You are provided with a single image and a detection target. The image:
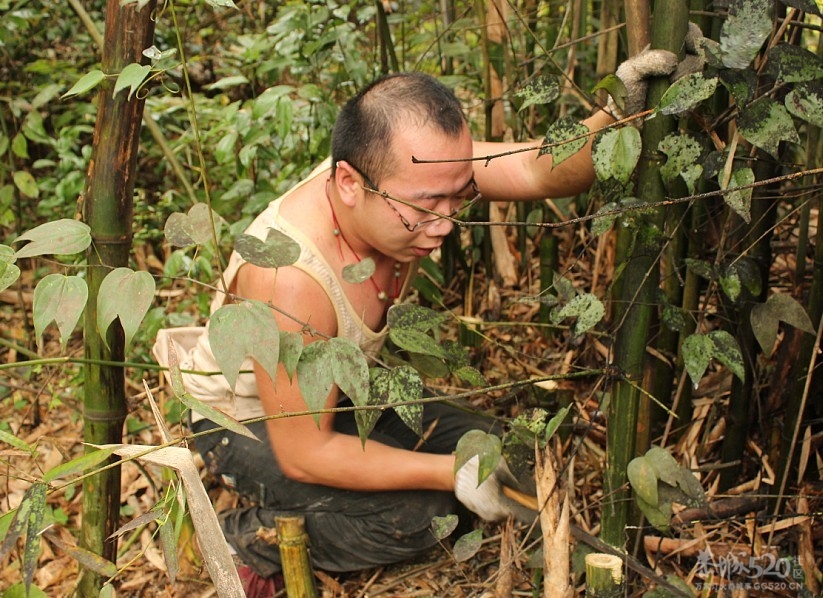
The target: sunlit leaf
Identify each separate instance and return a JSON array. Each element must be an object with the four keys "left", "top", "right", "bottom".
[
  {"left": 97, "top": 268, "right": 155, "bottom": 350},
  {"left": 33, "top": 274, "right": 88, "bottom": 352},
  {"left": 539, "top": 117, "right": 589, "bottom": 167},
  {"left": 210, "top": 300, "right": 280, "bottom": 390},
  {"left": 657, "top": 73, "right": 718, "bottom": 116},
  {"left": 515, "top": 75, "right": 559, "bottom": 112},
  {"left": 63, "top": 70, "right": 106, "bottom": 99},
  {"left": 719, "top": 0, "right": 773, "bottom": 69},
  {"left": 13, "top": 219, "right": 91, "bottom": 259},
  {"left": 43, "top": 447, "right": 116, "bottom": 483},
  {"left": 592, "top": 127, "right": 641, "bottom": 185},
  {"left": 785, "top": 82, "right": 823, "bottom": 128},
  {"left": 738, "top": 97, "right": 800, "bottom": 159},
  {"left": 593, "top": 73, "right": 628, "bottom": 115},
  {"left": 0, "top": 428, "right": 36, "bottom": 454},
  {"left": 452, "top": 529, "right": 483, "bottom": 562},
  {"left": 234, "top": 228, "right": 300, "bottom": 269},
  {"left": 205, "top": 75, "right": 248, "bottom": 91}
]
